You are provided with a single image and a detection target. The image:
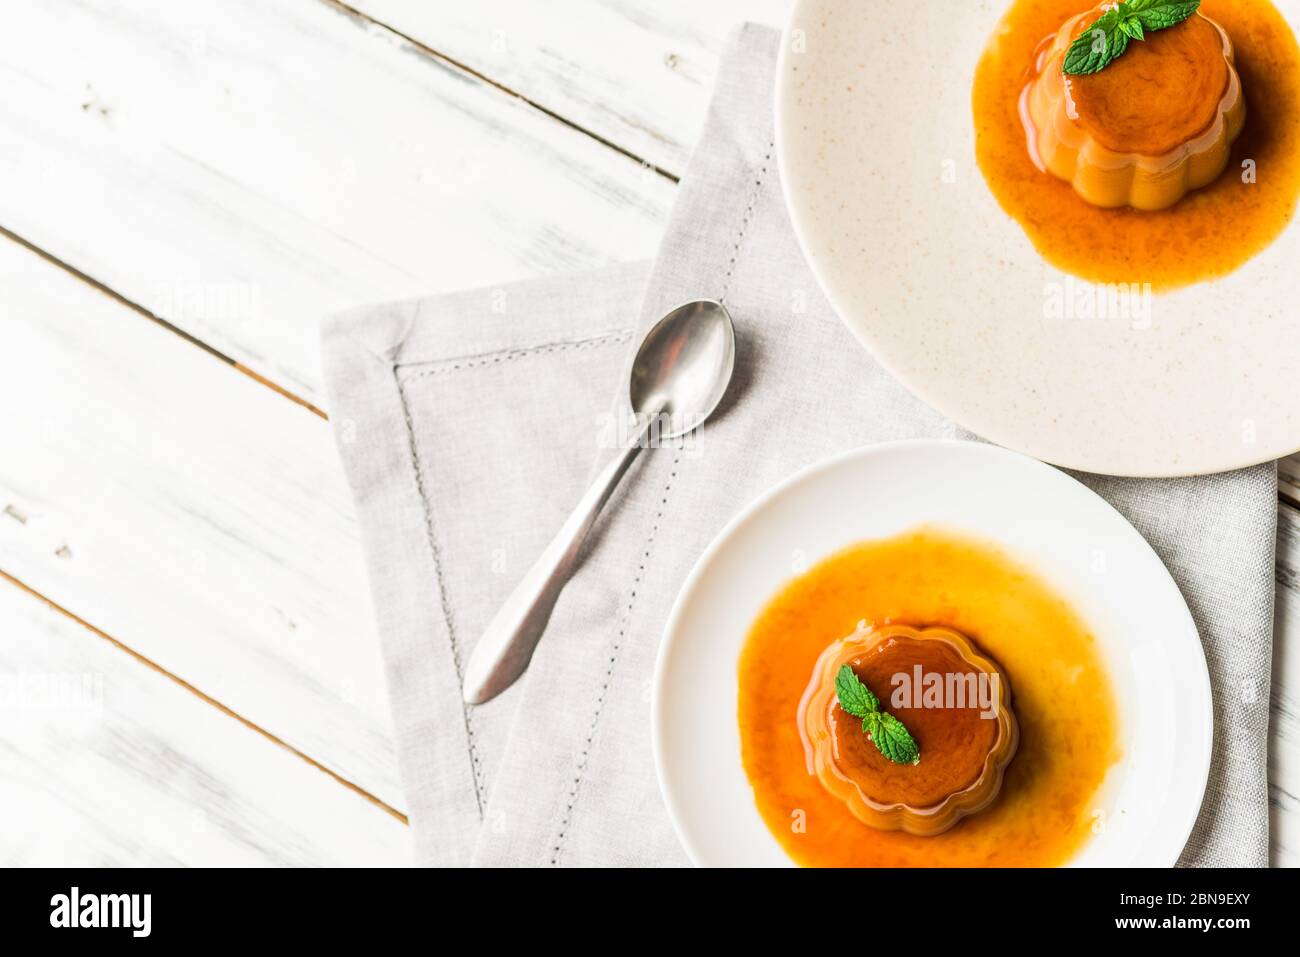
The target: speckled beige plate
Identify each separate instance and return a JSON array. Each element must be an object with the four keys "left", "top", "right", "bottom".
[{"left": 776, "top": 0, "right": 1300, "bottom": 477}]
